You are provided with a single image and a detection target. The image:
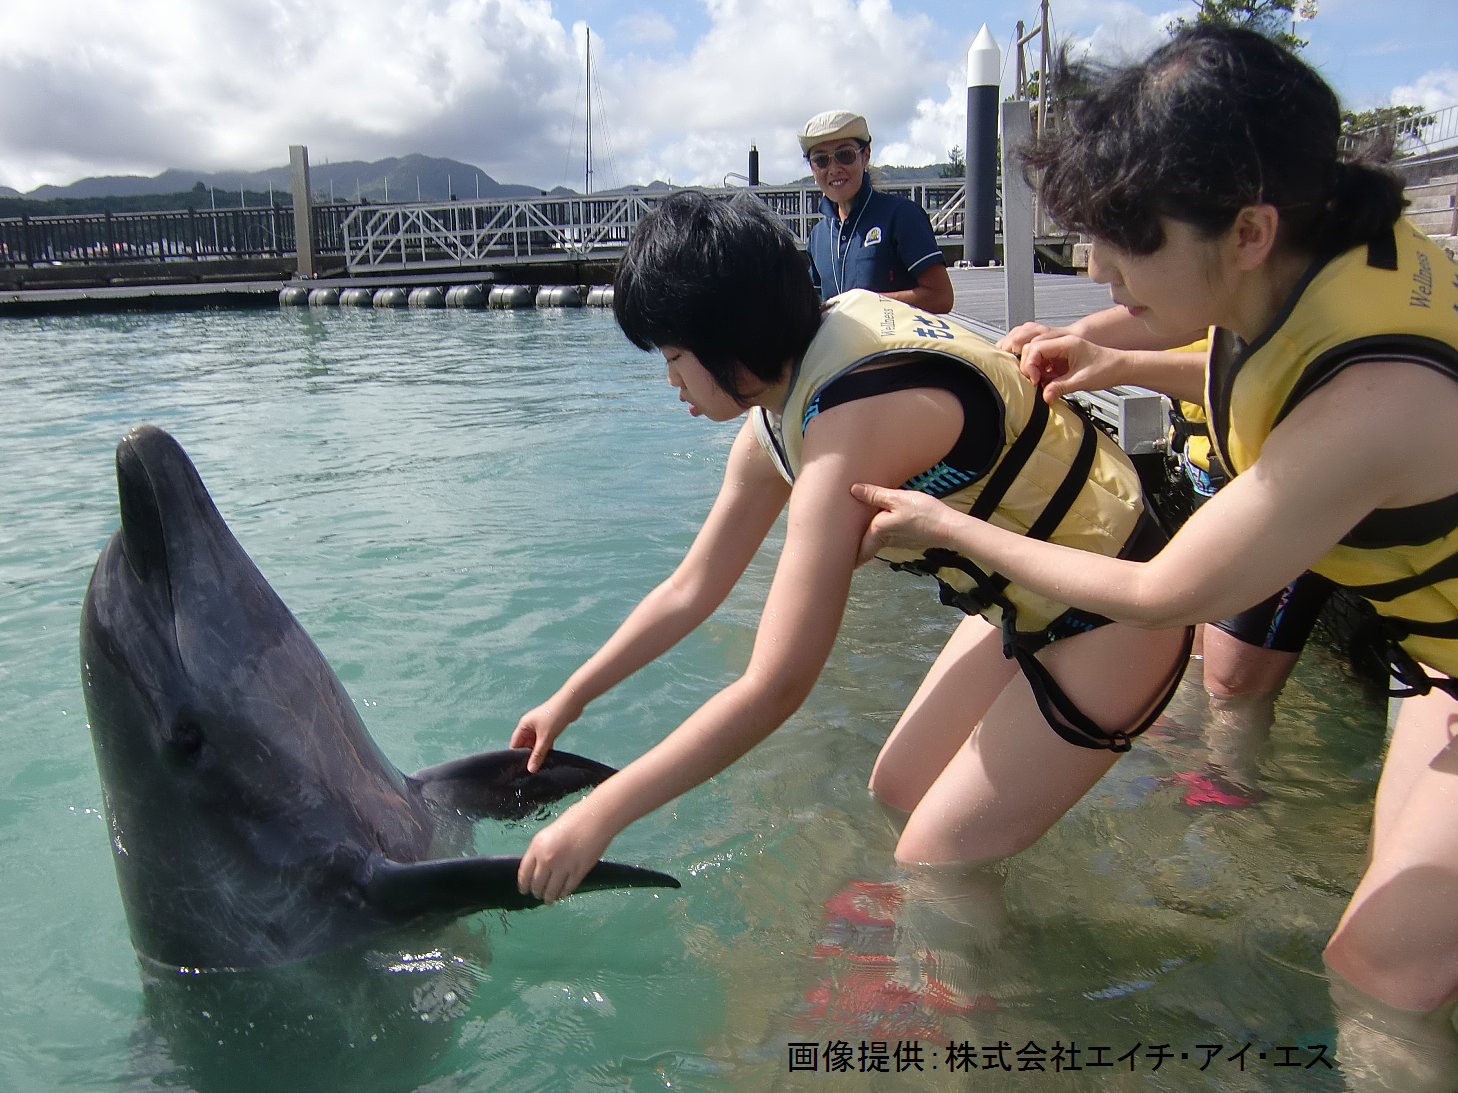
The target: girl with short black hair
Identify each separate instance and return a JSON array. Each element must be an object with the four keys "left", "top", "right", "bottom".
[{"left": 511, "top": 189, "right": 1188, "bottom": 938}]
